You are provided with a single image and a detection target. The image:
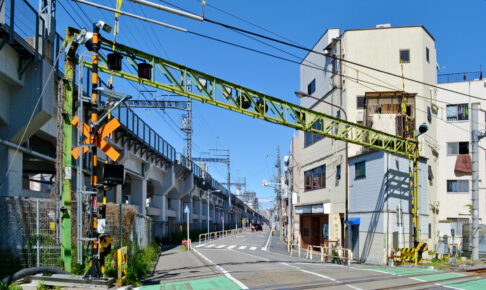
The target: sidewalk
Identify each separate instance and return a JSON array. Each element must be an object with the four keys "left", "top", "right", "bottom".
[{"left": 139, "top": 245, "right": 241, "bottom": 290}]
